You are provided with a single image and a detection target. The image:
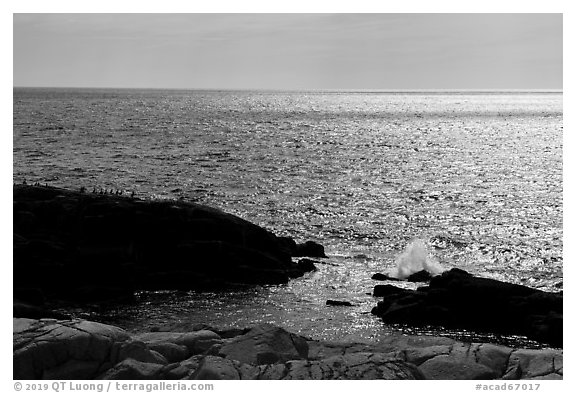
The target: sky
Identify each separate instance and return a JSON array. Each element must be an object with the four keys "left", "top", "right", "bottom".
[{"left": 13, "top": 13, "right": 563, "bottom": 90}]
